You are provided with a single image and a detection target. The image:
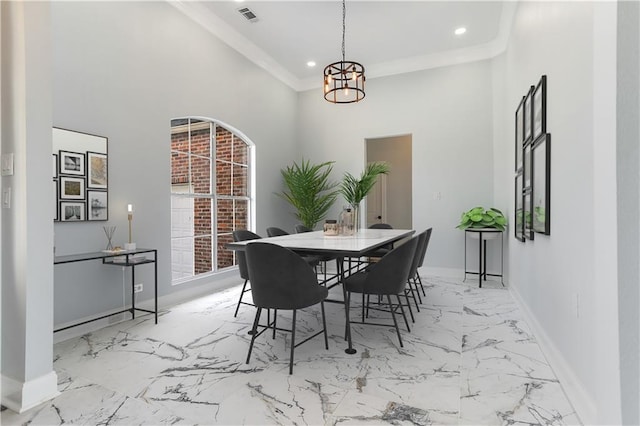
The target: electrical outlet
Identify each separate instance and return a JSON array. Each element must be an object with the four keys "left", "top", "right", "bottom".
[{"left": 134, "top": 283, "right": 143, "bottom": 293}]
